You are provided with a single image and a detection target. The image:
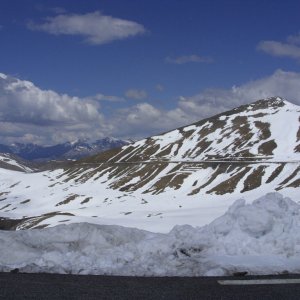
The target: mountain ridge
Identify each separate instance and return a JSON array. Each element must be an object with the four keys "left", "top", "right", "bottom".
[
  {"left": 0, "top": 137, "right": 130, "bottom": 161},
  {"left": 82, "top": 96, "right": 299, "bottom": 165}
]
